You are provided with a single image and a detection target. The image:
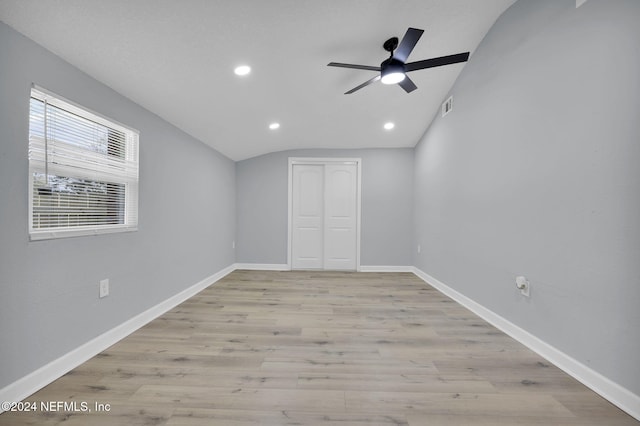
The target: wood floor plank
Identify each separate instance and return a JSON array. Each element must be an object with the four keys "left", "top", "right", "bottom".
[
  {"left": 167, "top": 407, "right": 409, "bottom": 426},
  {"left": 345, "top": 391, "right": 574, "bottom": 417},
  {"left": 1, "top": 270, "right": 636, "bottom": 425},
  {"left": 406, "top": 413, "right": 640, "bottom": 426},
  {"left": 297, "top": 372, "right": 496, "bottom": 393},
  {"left": 131, "top": 385, "right": 346, "bottom": 412}
]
